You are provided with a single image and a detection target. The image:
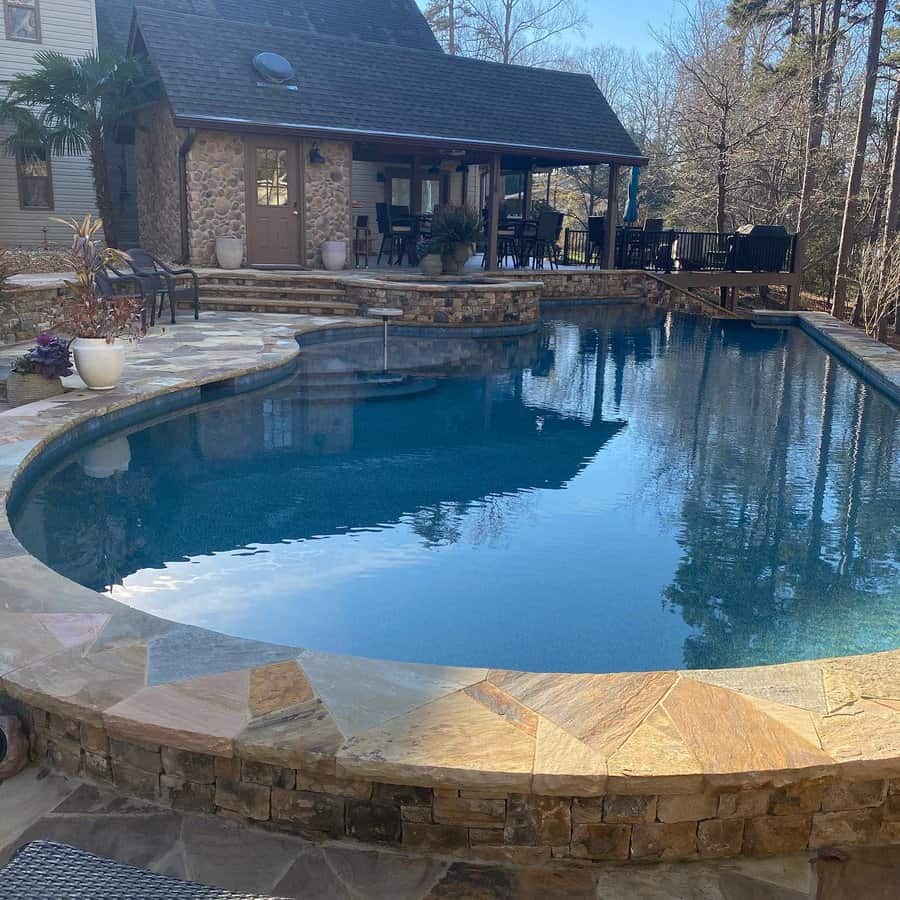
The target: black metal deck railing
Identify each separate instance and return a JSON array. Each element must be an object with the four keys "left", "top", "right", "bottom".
[{"left": 562, "top": 227, "right": 798, "bottom": 275}]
